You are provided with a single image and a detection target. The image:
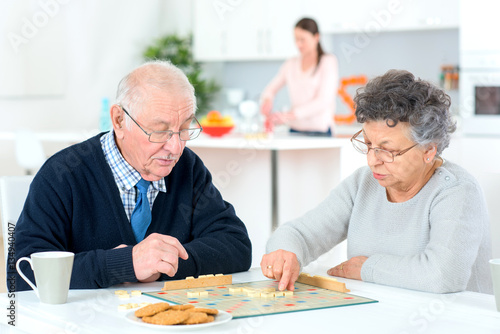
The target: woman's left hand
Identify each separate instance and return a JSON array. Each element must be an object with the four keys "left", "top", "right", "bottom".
[{"left": 327, "top": 256, "right": 368, "bottom": 280}]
